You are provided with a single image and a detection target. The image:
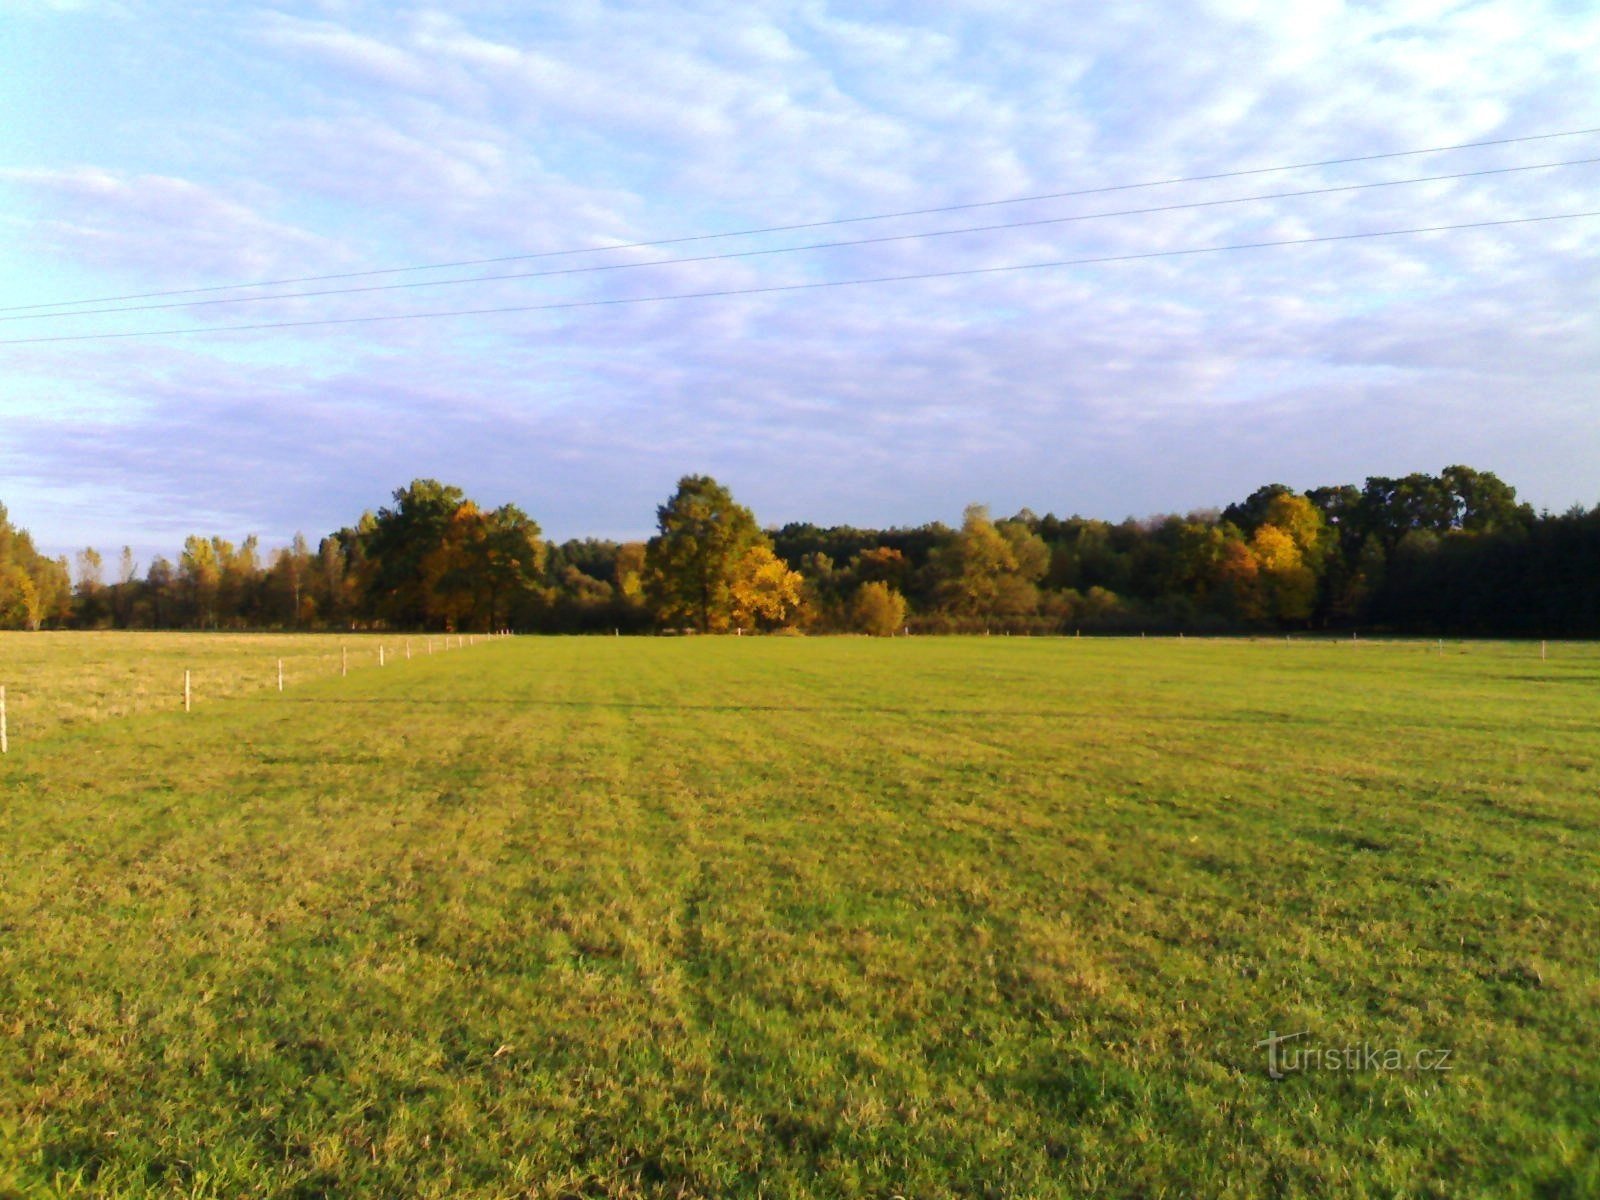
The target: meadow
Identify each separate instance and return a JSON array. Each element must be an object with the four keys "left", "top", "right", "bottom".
[{"left": 0, "top": 634, "right": 1596, "bottom": 1198}]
